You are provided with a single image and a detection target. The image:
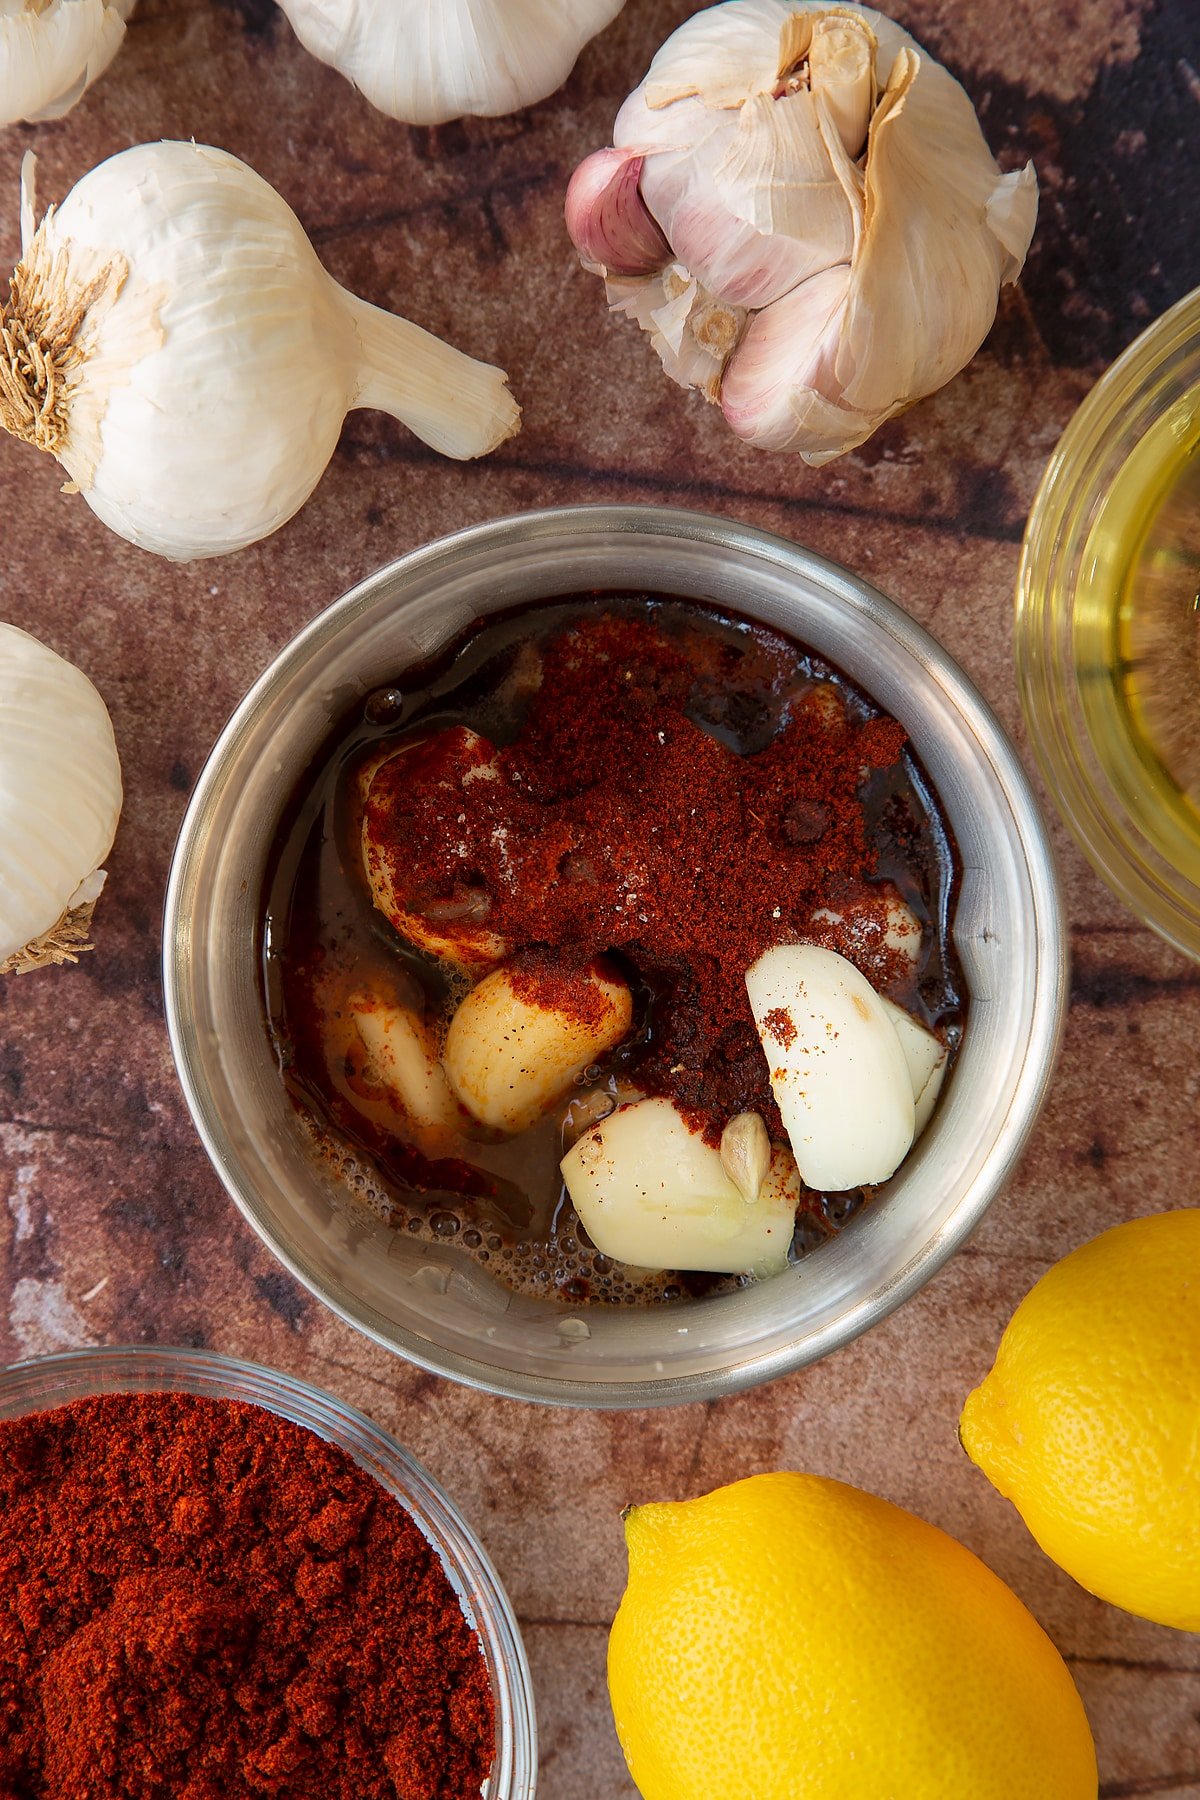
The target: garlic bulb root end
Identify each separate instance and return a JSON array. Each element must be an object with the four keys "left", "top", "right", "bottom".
[
  {"left": 0, "top": 215, "right": 126, "bottom": 460},
  {"left": 0, "top": 885, "right": 103, "bottom": 977}
]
